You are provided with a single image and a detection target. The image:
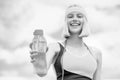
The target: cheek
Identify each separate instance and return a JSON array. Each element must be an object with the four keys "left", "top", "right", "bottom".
[
  {"left": 67, "top": 20, "right": 69, "bottom": 25},
  {"left": 82, "top": 18, "right": 86, "bottom": 24},
  {"left": 66, "top": 20, "right": 71, "bottom": 26}
]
